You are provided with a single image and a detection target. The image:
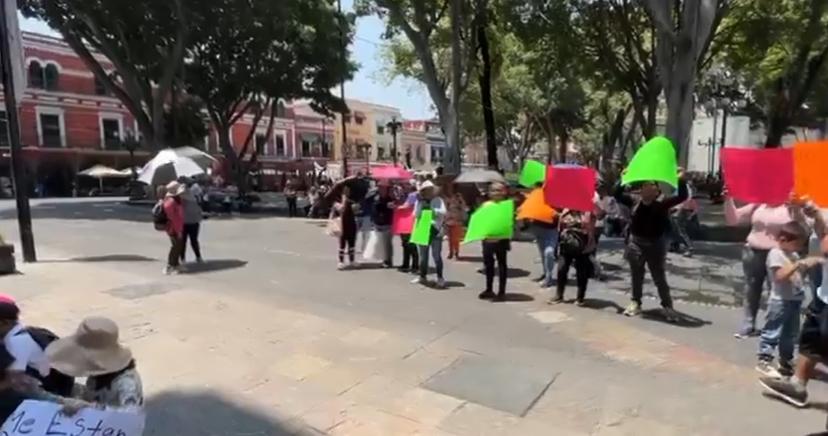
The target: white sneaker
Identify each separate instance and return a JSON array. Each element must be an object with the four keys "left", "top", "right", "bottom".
[
  {"left": 163, "top": 266, "right": 178, "bottom": 275},
  {"left": 337, "top": 262, "right": 346, "bottom": 270},
  {"left": 410, "top": 277, "right": 425, "bottom": 285},
  {"left": 436, "top": 278, "right": 447, "bottom": 289}
]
